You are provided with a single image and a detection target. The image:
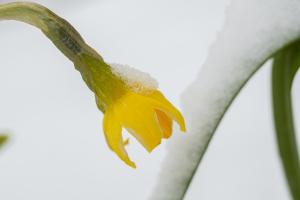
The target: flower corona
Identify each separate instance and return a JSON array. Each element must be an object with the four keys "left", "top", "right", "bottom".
[{"left": 103, "top": 88, "right": 186, "bottom": 168}]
